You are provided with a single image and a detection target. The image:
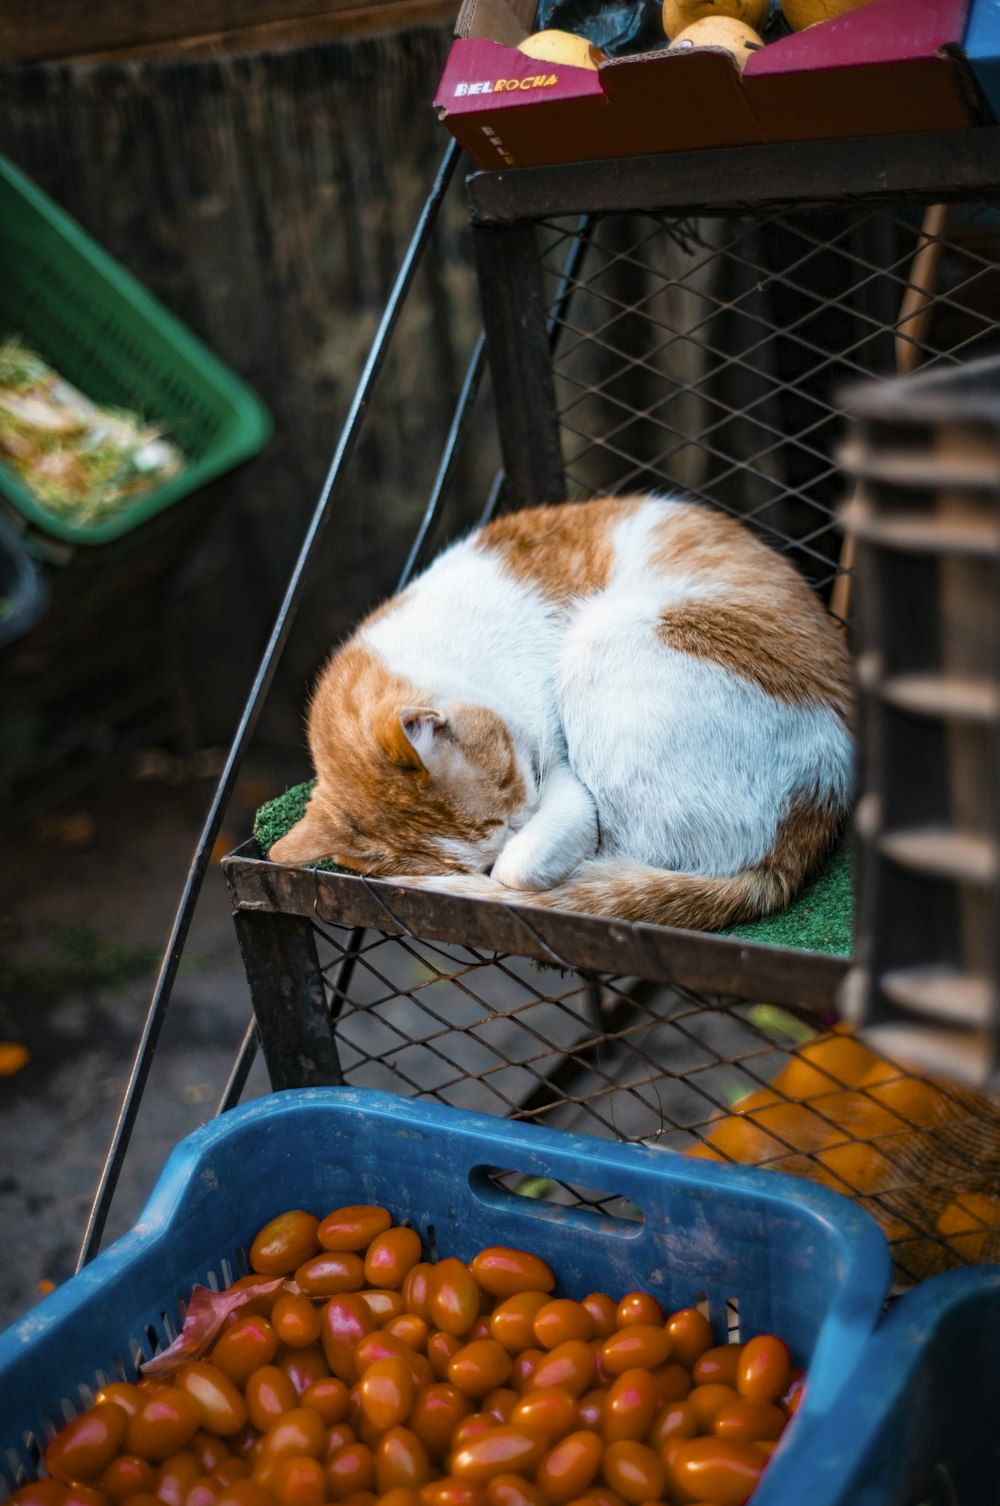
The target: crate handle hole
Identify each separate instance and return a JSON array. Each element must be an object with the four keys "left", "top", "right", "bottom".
[{"left": 468, "top": 1166, "right": 645, "bottom": 1235}]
